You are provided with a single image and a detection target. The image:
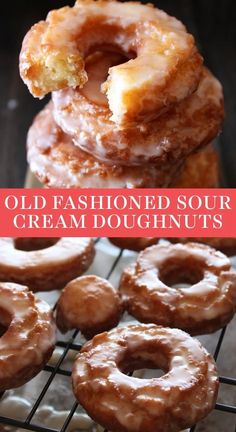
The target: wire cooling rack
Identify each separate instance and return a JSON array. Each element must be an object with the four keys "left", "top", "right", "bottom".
[{"left": 0, "top": 238, "right": 235, "bottom": 432}]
